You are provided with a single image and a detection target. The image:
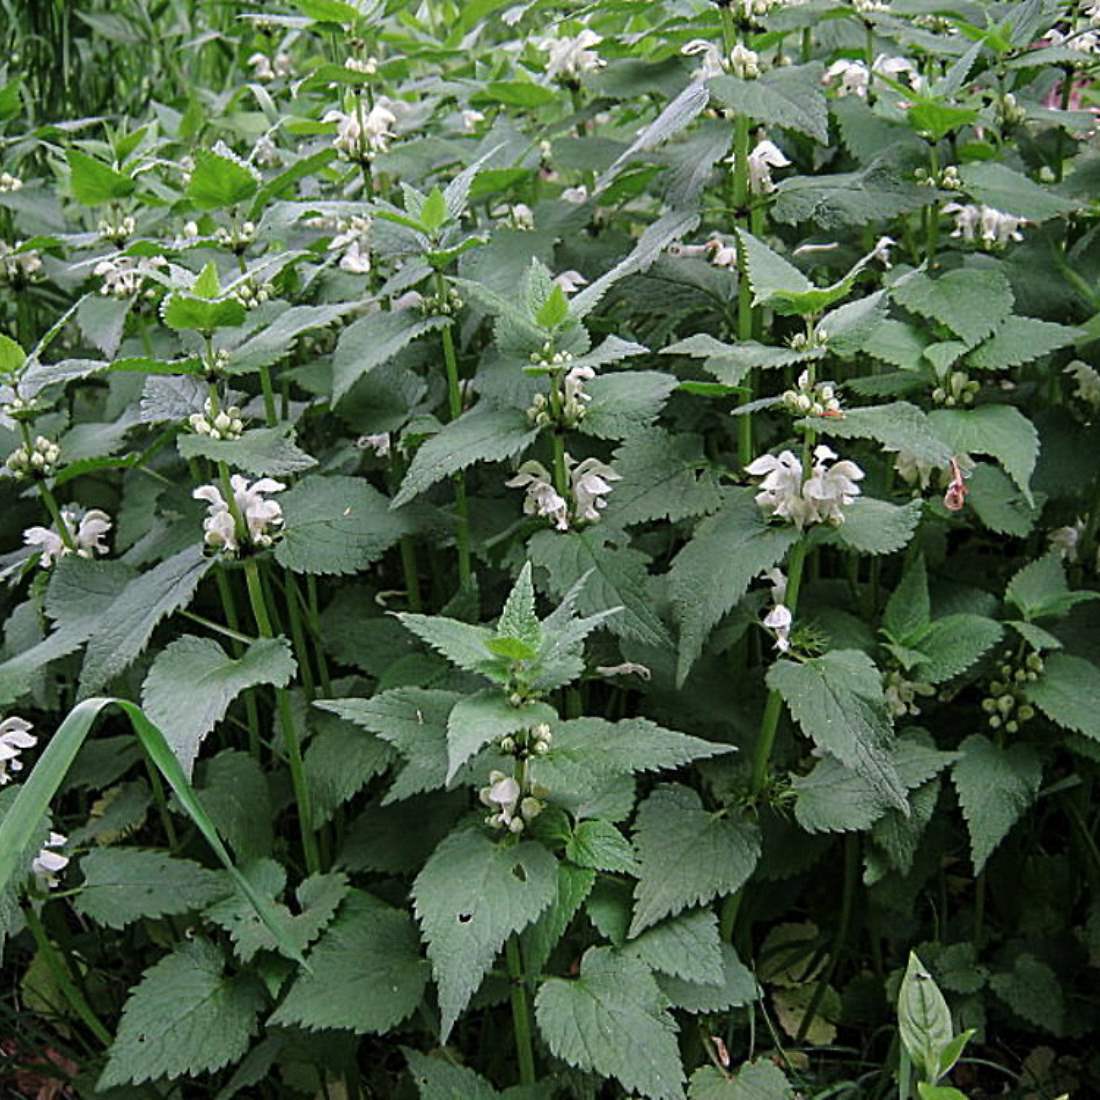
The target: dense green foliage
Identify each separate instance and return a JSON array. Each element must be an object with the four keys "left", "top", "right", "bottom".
[{"left": 0, "top": 0, "right": 1098, "bottom": 1097}]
